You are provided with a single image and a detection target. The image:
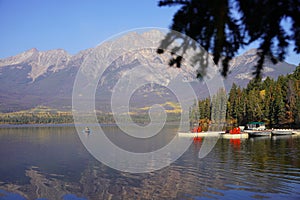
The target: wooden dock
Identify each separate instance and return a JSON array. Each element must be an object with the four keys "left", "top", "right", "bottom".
[
  {"left": 178, "top": 131, "right": 248, "bottom": 139},
  {"left": 177, "top": 132, "right": 221, "bottom": 138},
  {"left": 221, "top": 133, "right": 249, "bottom": 139}
]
